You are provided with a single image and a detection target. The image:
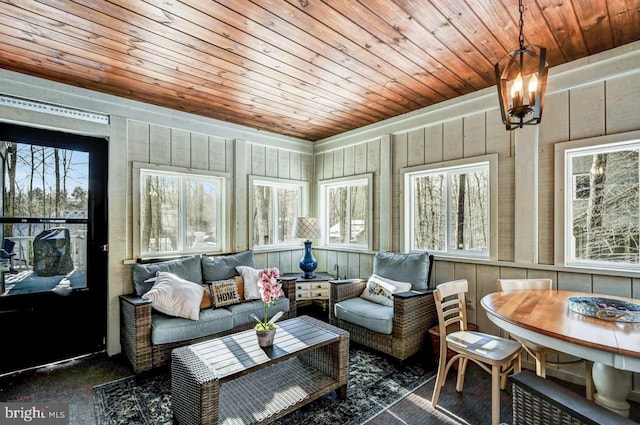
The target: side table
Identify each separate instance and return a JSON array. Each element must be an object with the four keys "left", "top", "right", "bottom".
[{"left": 284, "top": 272, "right": 334, "bottom": 319}]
